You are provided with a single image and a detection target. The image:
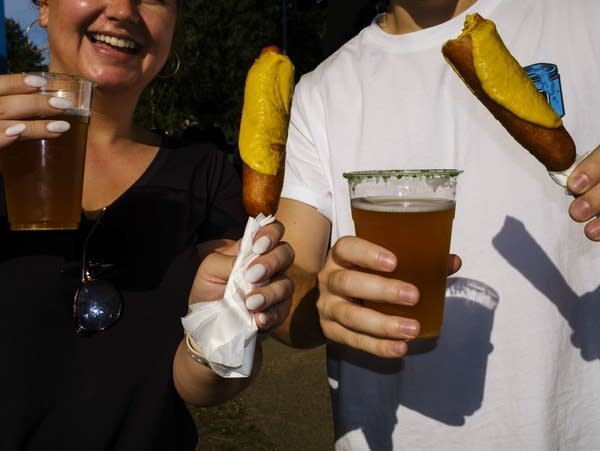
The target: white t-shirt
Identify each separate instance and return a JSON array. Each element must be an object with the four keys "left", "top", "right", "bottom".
[{"left": 282, "top": 0, "right": 600, "bottom": 449}]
